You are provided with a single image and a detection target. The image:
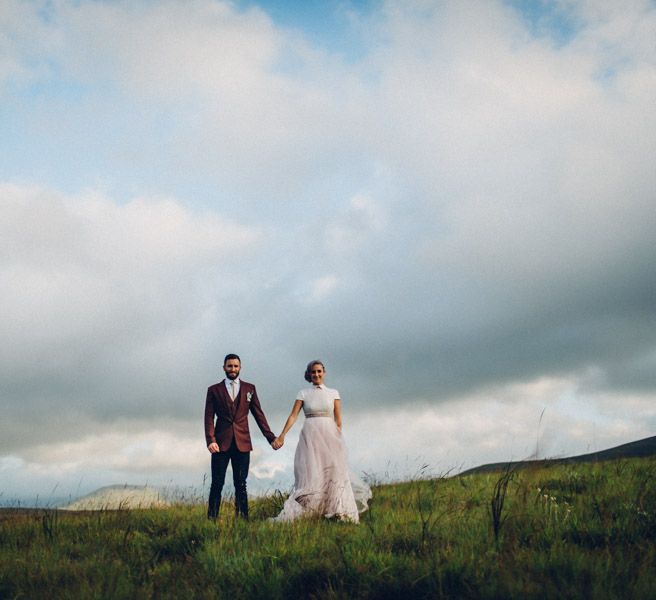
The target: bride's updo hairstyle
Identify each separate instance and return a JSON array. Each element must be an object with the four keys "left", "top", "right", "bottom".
[{"left": 304, "top": 360, "right": 325, "bottom": 383}]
